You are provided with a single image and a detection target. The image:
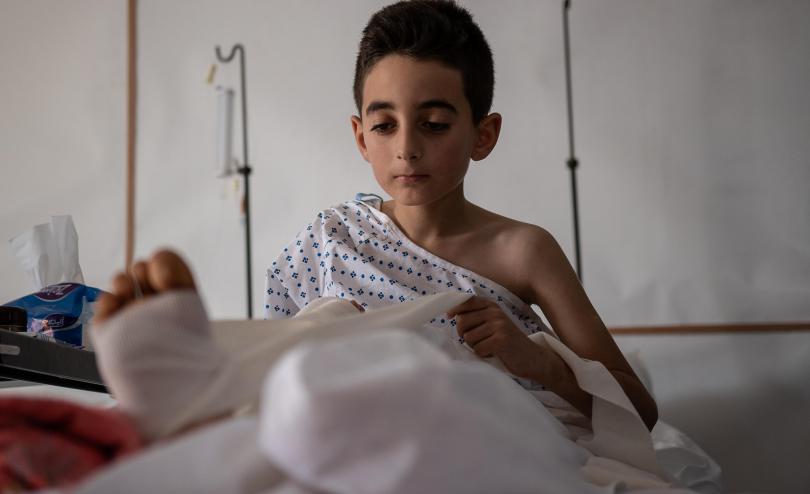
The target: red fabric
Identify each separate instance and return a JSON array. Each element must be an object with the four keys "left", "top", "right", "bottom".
[{"left": 0, "top": 396, "right": 143, "bottom": 491}]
